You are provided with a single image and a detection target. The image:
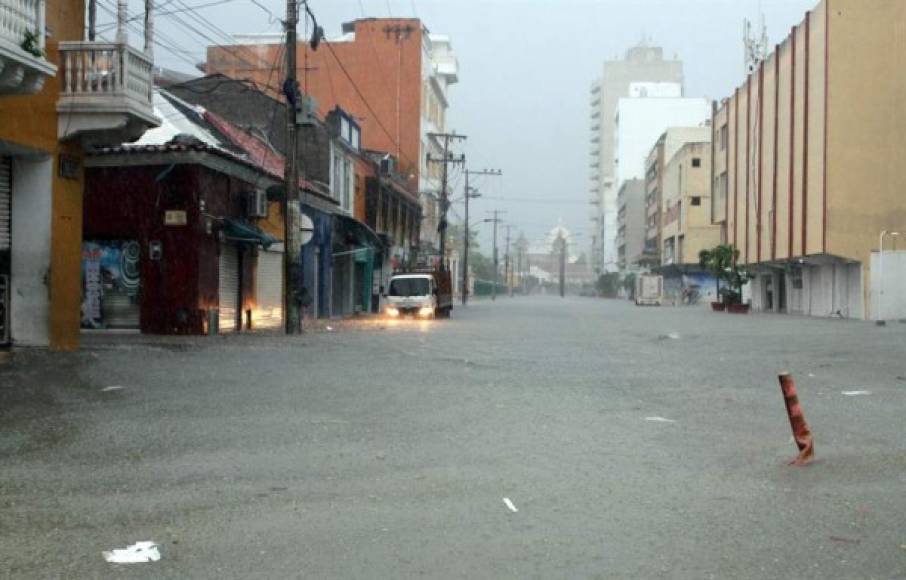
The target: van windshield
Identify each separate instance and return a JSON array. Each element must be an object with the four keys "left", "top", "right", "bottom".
[{"left": 388, "top": 278, "right": 430, "bottom": 297}]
